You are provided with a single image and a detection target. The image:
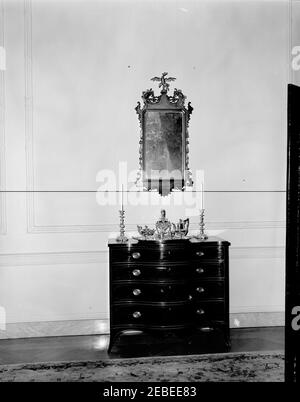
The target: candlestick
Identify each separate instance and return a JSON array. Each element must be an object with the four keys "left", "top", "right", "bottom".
[
  {"left": 196, "top": 208, "right": 208, "bottom": 241},
  {"left": 116, "top": 208, "right": 128, "bottom": 243}
]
